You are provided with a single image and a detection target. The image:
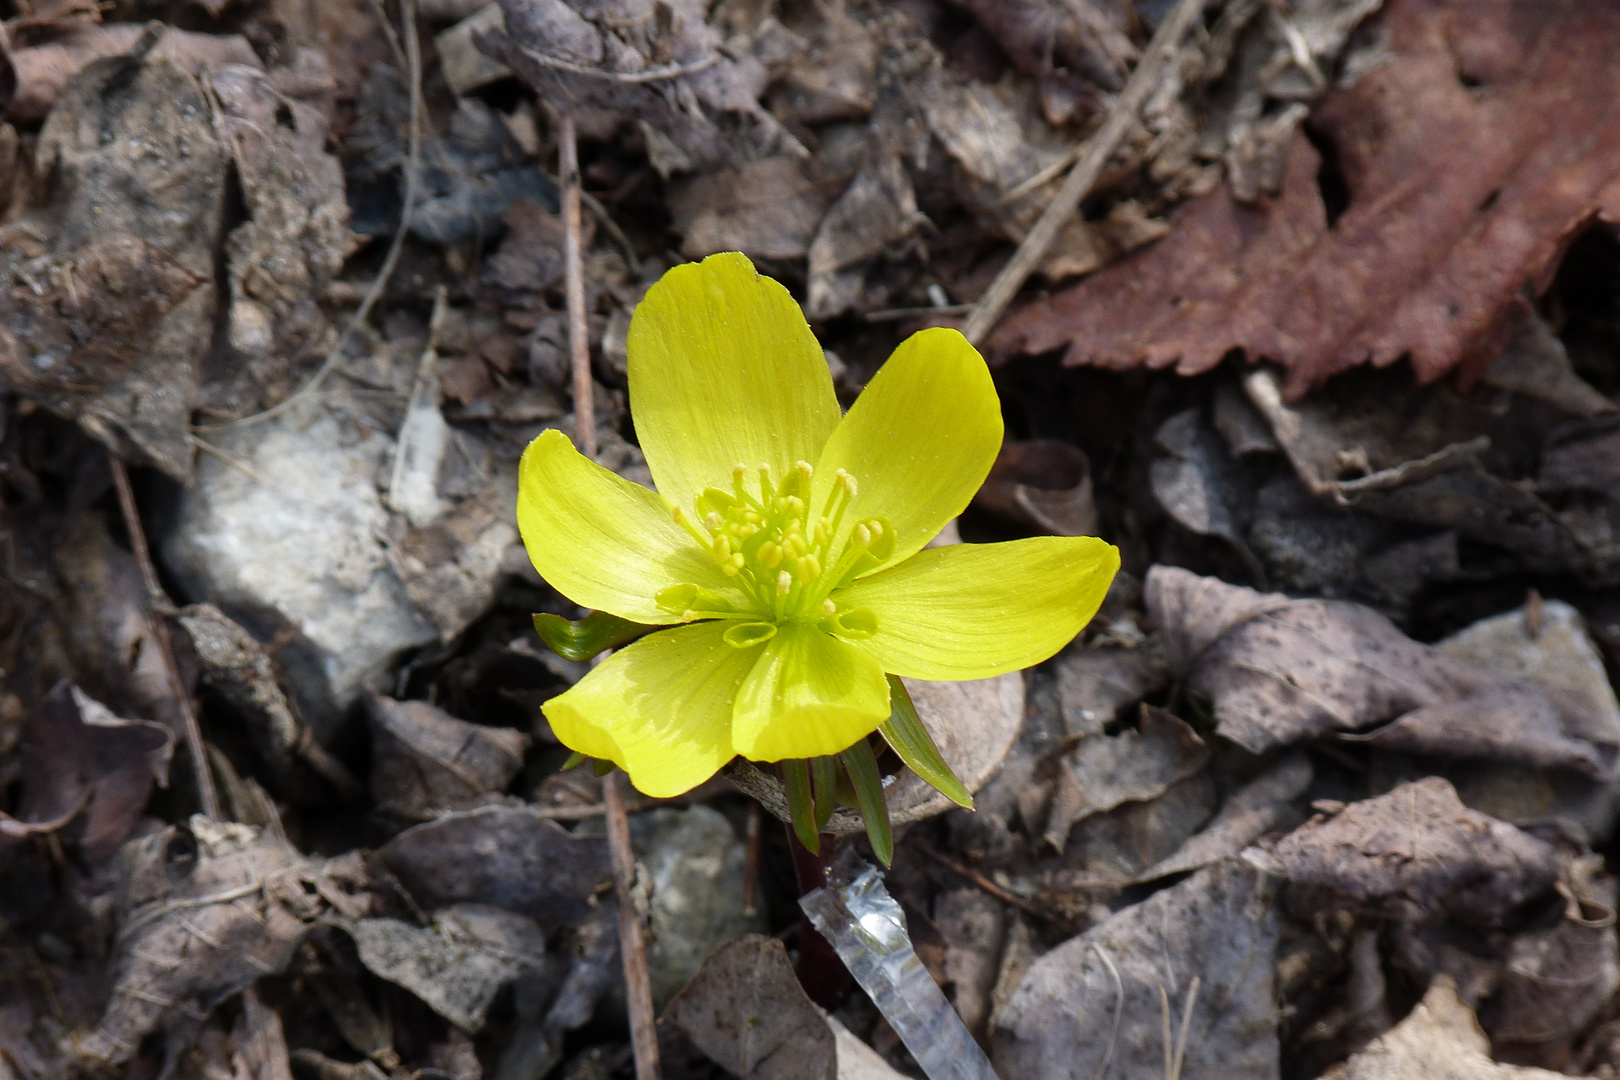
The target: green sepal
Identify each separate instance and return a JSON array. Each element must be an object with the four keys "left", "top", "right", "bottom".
[
  {"left": 783, "top": 759, "right": 820, "bottom": 854},
  {"left": 879, "top": 675, "right": 973, "bottom": 809},
  {"left": 592, "top": 758, "right": 617, "bottom": 777},
  {"left": 561, "top": 751, "right": 588, "bottom": 771},
  {"left": 811, "top": 756, "right": 840, "bottom": 834},
  {"left": 533, "top": 610, "right": 653, "bottom": 662},
  {"left": 840, "top": 739, "right": 893, "bottom": 867}
]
